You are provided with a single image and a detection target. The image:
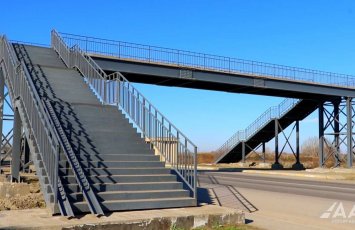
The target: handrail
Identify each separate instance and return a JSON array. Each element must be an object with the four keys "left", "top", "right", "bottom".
[
  {"left": 0, "top": 36, "right": 73, "bottom": 216},
  {"left": 51, "top": 30, "right": 70, "bottom": 67},
  {"left": 52, "top": 30, "right": 198, "bottom": 198},
  {"left": 215, "top": 98, "right": 300, "bottom": 162},
  {"left": 58, "top": 32, "right": 355, "bottom": 89},
  {"left": 42, "top": 99, "right": 104, "bottom": 215}
]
